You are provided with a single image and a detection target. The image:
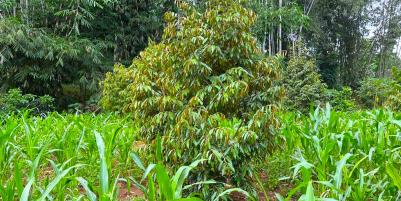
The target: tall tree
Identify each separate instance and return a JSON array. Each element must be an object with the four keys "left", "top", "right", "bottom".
[
  {"left": 367, "top": 0, "right": 401, "bottom": 76},
  {"left": 303, "top": 0, "right": 370, "bottom": 87},
  {"left": 249, "top": 0, "right": 309, "bottom": 56}
]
